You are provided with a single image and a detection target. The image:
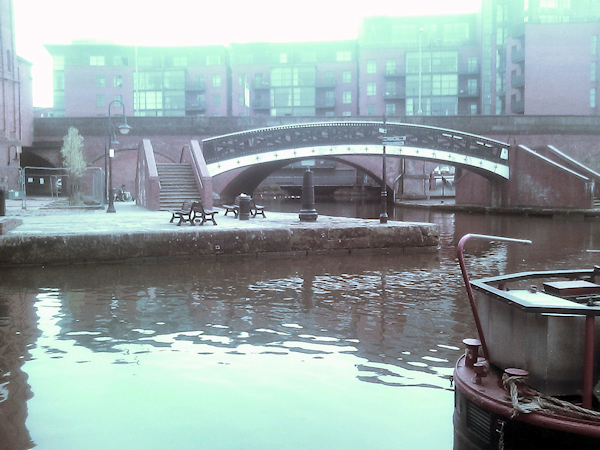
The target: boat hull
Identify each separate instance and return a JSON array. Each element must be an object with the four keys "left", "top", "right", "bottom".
[{"left": 453, "top": 356, "right": 600, "bottom": 449}]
